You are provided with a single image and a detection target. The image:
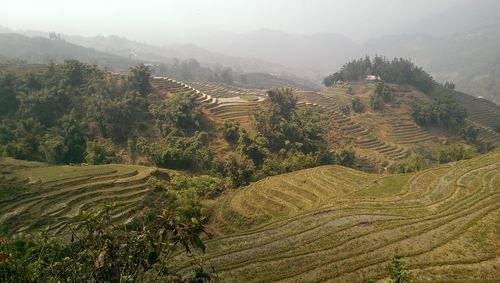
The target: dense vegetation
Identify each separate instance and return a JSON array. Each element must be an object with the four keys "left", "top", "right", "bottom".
[
  {"left": 323, "top": 55, "right": 434, "bottom": 92},
  {"left": 0, "top": 60, "right": 154, "bottom": 164},
  {"left": 410, "top": 95, "right": 467, "bottom": 132},
  {"left": 0, "top": 206, "right": 213, "bottom": 282}
]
